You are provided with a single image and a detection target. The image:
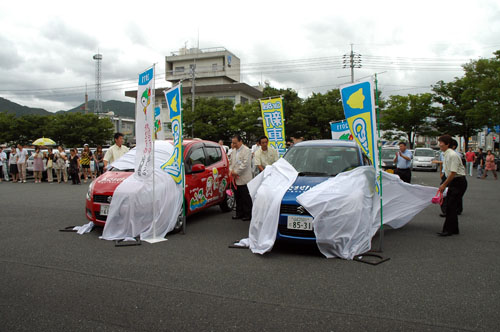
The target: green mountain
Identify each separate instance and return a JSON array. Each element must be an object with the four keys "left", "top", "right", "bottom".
[
  {"left": 0, "top": 97, "right": 135, "bottom": 118},
  {"left": 63, "top": 100, "right": 135, "bottom": 118},
  {"left": 0, "top": 97, "right": 52, "bottom": 117}
]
